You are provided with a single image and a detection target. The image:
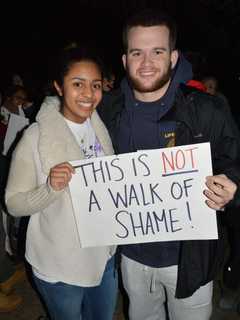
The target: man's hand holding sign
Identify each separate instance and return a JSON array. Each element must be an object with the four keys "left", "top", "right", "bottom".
[{"left": 204, "top": 174, "right": 237, "bottom": 210}]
